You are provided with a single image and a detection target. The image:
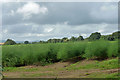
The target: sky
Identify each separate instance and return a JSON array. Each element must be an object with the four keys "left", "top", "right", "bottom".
[{"left": 1, "top": 2, "right": 118, "bottom": 41}]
